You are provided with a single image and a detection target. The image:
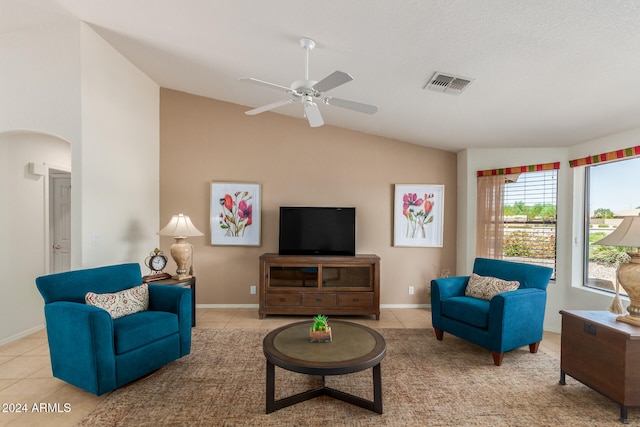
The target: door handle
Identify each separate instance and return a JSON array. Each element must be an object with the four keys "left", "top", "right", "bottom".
[{"left": 53, "top": 244, "right": 62, "bottom": 249}]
